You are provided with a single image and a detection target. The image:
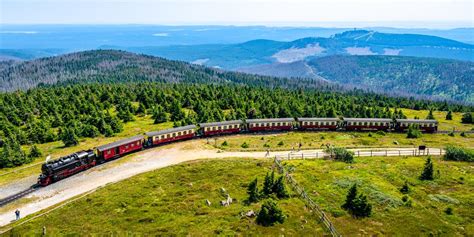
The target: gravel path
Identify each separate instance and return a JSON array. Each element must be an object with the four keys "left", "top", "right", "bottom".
[{"left": 0, "top": 141, "right": 441, "bottom": 227}]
